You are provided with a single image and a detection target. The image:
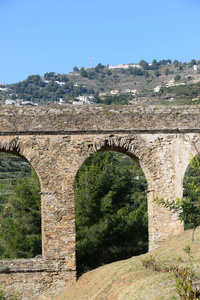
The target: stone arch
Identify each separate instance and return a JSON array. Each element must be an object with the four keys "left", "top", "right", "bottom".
[
  {"left": 73, "top": 134, "right": 153, "bottom": 258},
  {"left": 86, "top": 134, "right": 153, "bottom": 187},
  {"left": 74, "top": 145, "right": 149, "bottom": 275},
  {"left": 0, "top": 137, "right": 42, "bottom": 188},
  {"left": 0, "top": 136, "right": 42, "bottom": 259},
  {"left": 178, "top": 134, "right": 200, "bottom": 198}
]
